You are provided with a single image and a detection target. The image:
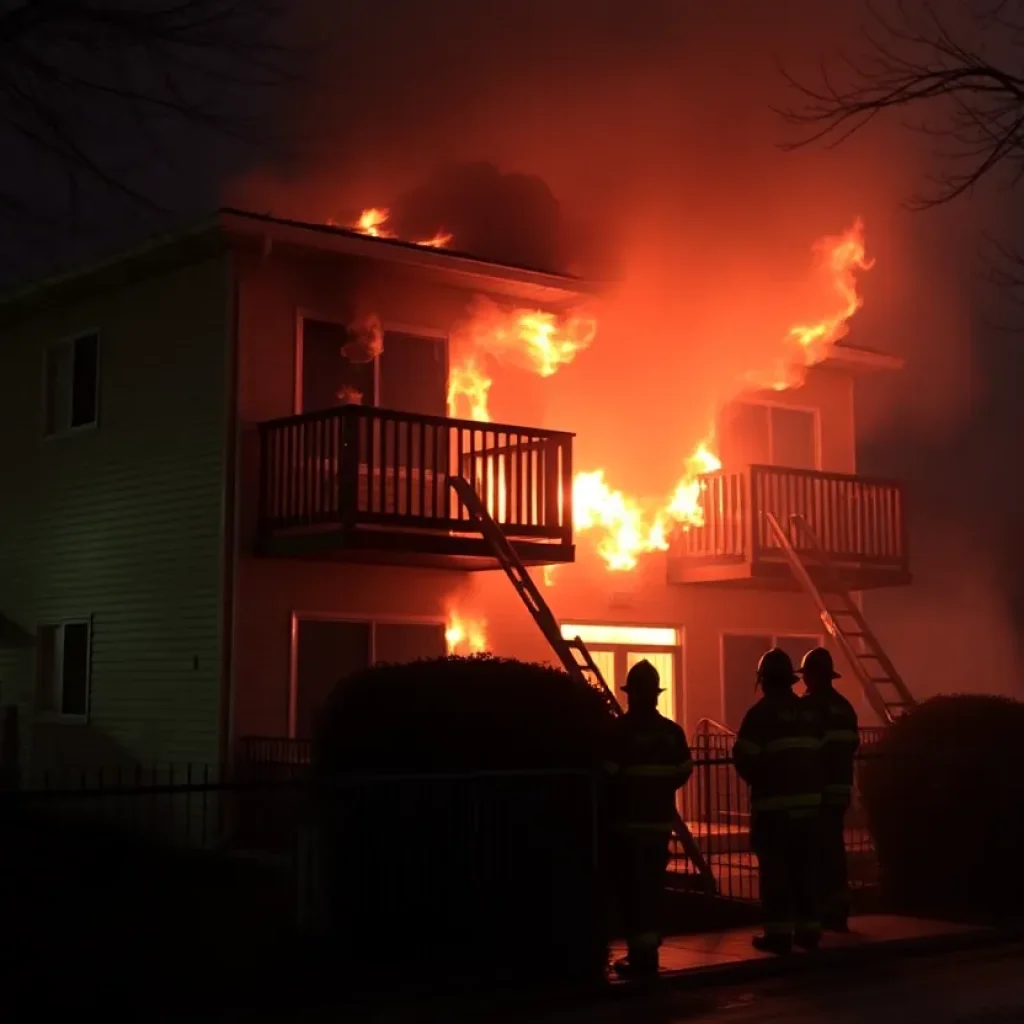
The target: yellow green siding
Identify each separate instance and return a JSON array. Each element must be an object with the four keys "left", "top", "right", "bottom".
[{"left": 0, "top": 254, "right": 231, "bottom": 772}]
